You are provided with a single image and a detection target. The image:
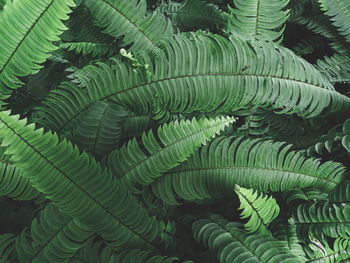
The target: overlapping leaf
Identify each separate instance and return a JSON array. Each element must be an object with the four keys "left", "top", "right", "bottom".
[
  {"left": 235, "top": 185, "right": 280, "bottom": 234},
  {"left": 228, "top": 0, "right": 290, "bottom": 43},
  {"left": 0, "top": 110, "right": 164, "bottom": 250},
  {"left": 151, "top": 137, "right": 345, "bottom": 204},
  {"left": 193, "top": 215, "right": 303, "bottom": 263},
  {"left": 84, "top": 0, "right": 173, "bottom": 53},
  {"left": 35, "top": 33, "right": 350, "bottom": 133},
  {"left": 0, "top": 0, "right": 75, "bottom": 102},
  {"left": 16, "top": 204, "right": 92, "bottom": 263},
  {"left": 107, "top": 117, "right": 234, "bottom": 192}
]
